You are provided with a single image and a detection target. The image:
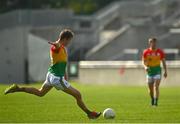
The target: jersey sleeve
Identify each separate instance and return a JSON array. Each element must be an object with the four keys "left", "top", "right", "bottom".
[
  {"left": 142, "top": 49, "right": 147, "bottom": 59},
  {"left": 50, "top": 45, "right": 61, "bottom": 53},
  {"left": 50, "top": 45, "right": 56, "bottom": 52},
  {"left": 159, "top": 49, "right": 165, "bottom": 60}
]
